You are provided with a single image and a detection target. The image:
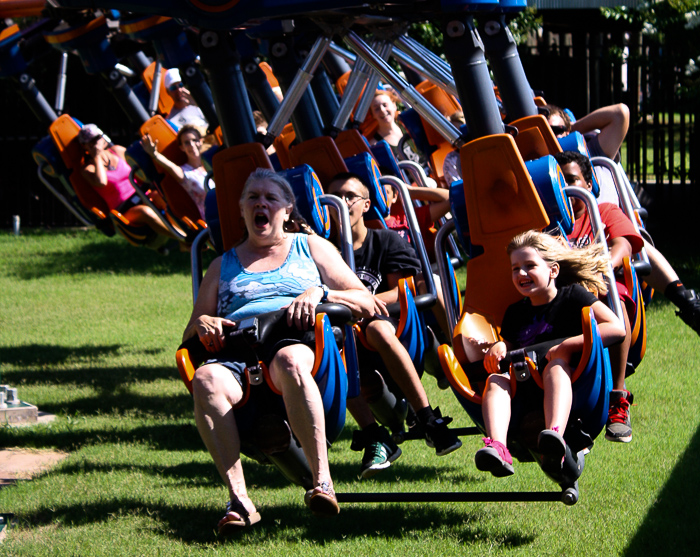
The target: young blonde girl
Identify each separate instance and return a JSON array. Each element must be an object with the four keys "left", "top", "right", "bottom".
[{"left": 474, "top": 230, "right": 626, "bottom": 477}]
